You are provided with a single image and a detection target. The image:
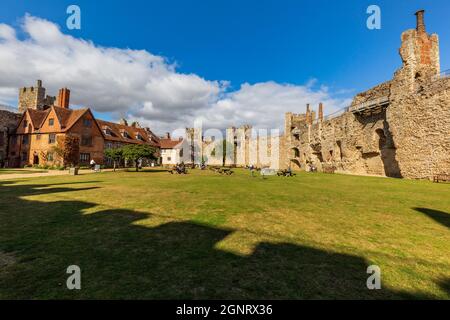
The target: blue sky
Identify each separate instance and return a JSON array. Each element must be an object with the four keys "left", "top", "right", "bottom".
[{"left": 0, "top": 0, "right": 449, "bottom": 131}]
